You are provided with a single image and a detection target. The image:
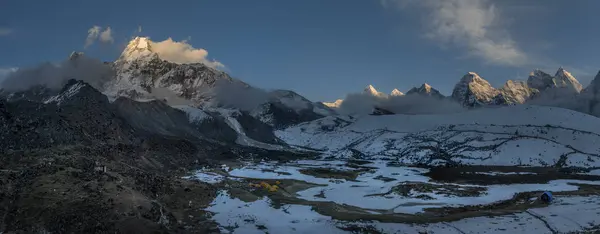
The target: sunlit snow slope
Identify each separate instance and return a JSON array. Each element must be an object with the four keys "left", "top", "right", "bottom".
[{"left": 276, "top": 105, "right": 600, "bottom": 167}]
